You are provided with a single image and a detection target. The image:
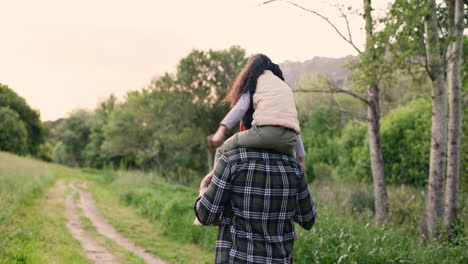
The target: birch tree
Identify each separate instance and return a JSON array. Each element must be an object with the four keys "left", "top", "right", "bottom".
[
  {"left": 443, "top": 0, "right": 465, "bottom": 232},
  {"left": 363, "top": 0, "right": 389, "bottom": 225},
  {"left": 422, "top": 0, "right": 448, "bottom": 240}
]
